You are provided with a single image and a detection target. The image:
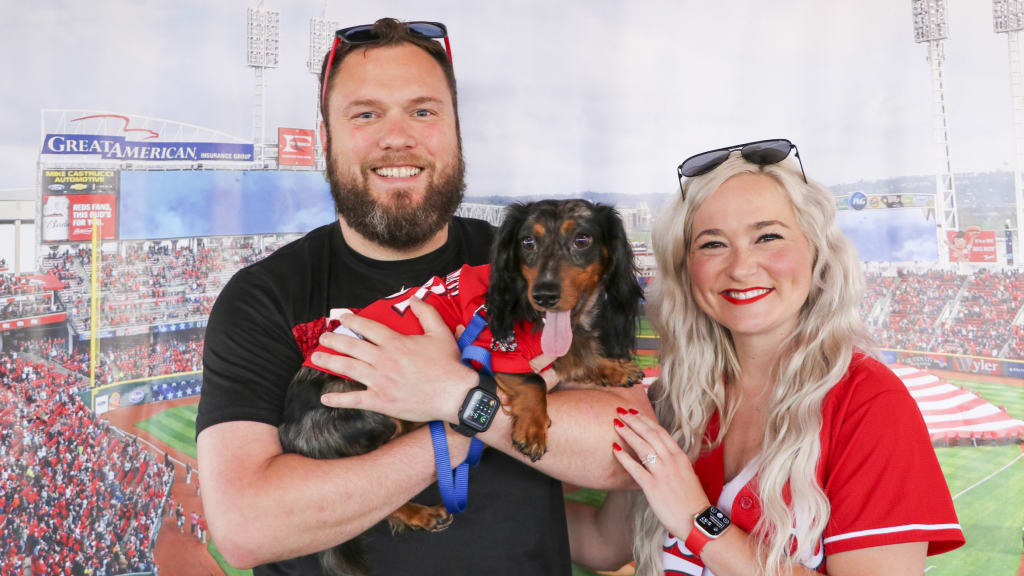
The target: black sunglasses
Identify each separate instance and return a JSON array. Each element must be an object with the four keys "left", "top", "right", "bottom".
[
  {"left": 320, "top": 21, "right": 451, "bottom": 106},
  {"left": 676, "top": 139, "right": 807, "bottom": 199}
]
